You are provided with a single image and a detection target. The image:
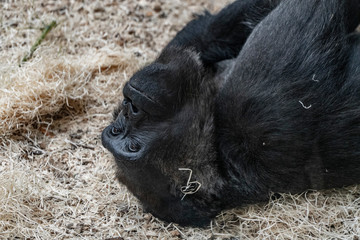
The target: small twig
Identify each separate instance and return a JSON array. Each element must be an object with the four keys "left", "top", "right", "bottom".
[
  {"left": 299, "top": 100, "right": 312, "bottom": 109},
  {"left": 20, "top": 20, "right": 57, "bottom": 66},
  {"left": 65, "top": 139, "right": 95, "bottom": 150},
  {"left": 312, "top": 74, "right": 320, "bottom": 82},
  {"left": 172, "top": 224, "right": 185, "bottom": 238},
  {"left": 178, "top": 168, "right": 202, "bottom": 200}
]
